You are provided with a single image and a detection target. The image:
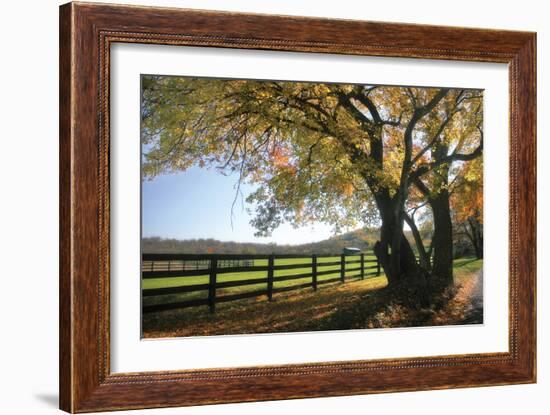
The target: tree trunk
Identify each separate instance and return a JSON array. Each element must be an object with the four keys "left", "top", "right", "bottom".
[
  {"left": 468, "top": 217, "right": 483, "bottom": 259},
  {"left": 412, "top": 138, "right": 455, "bottom": 290},
  {"left": 430, "top": 191, "right": 454, "bottom": 287},
  {"left": 373, "top": 193, "right": 422, "bottom": 288},
  {"left": 404, "top": 213, "right": 431, "bottom": 270}
]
